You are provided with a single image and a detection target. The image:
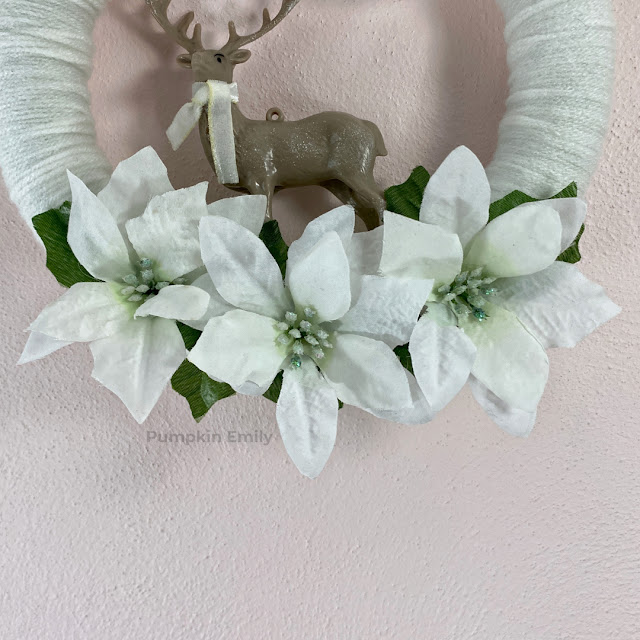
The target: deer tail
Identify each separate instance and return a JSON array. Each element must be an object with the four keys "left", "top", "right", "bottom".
[{"left": 364, "top": 121, "right": 388, "bottom": 157}]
